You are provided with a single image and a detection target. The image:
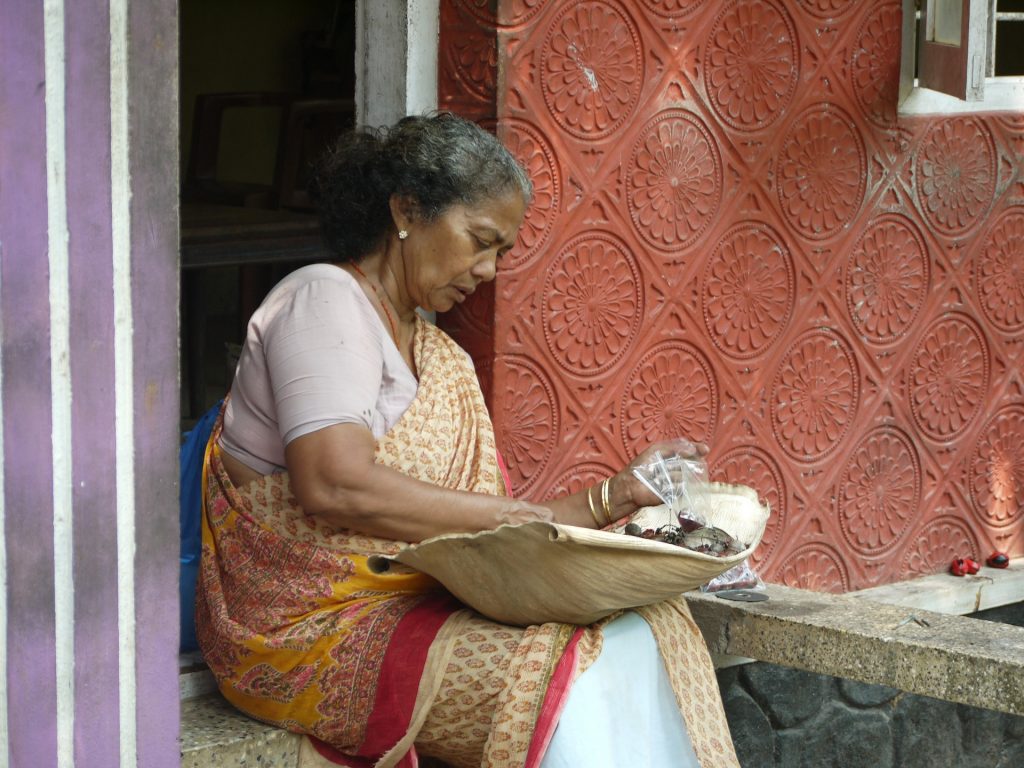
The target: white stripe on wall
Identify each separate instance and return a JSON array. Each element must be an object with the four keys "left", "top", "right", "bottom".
[
  {"left": 0, "top": 241, "right": 9, "bottom": 768},
  {"left": 109, "top": 0, "right": 136, "bottom": 765},
  {"left": 44, "top": 1, "right": 75, "bottom": 766}
]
